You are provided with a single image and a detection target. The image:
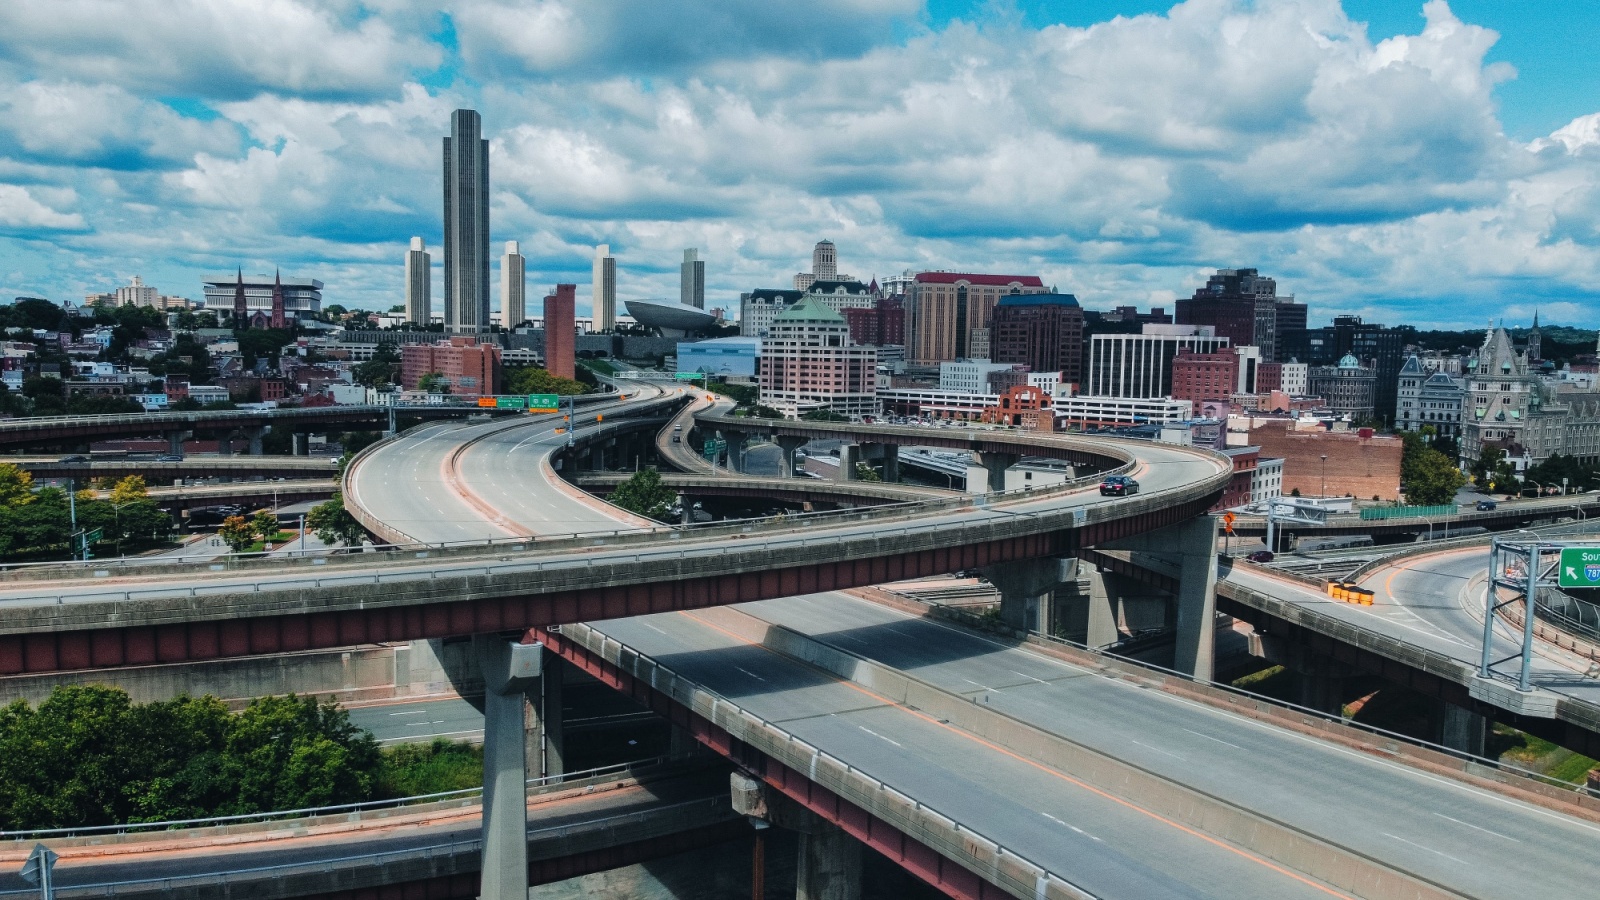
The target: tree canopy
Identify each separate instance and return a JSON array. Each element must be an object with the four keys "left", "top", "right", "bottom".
[
  {"left": 608, "top": 468, "right": 677, "bottom": 522},
  {"left": 308, "top": 493, "right": 367, "bottom": 548},
  {"left": 1399, "top": 432, "right": 1467, "bottom": 506},
  {"left": 504, "top": 365, "right": 587, "bottom": 397}
]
